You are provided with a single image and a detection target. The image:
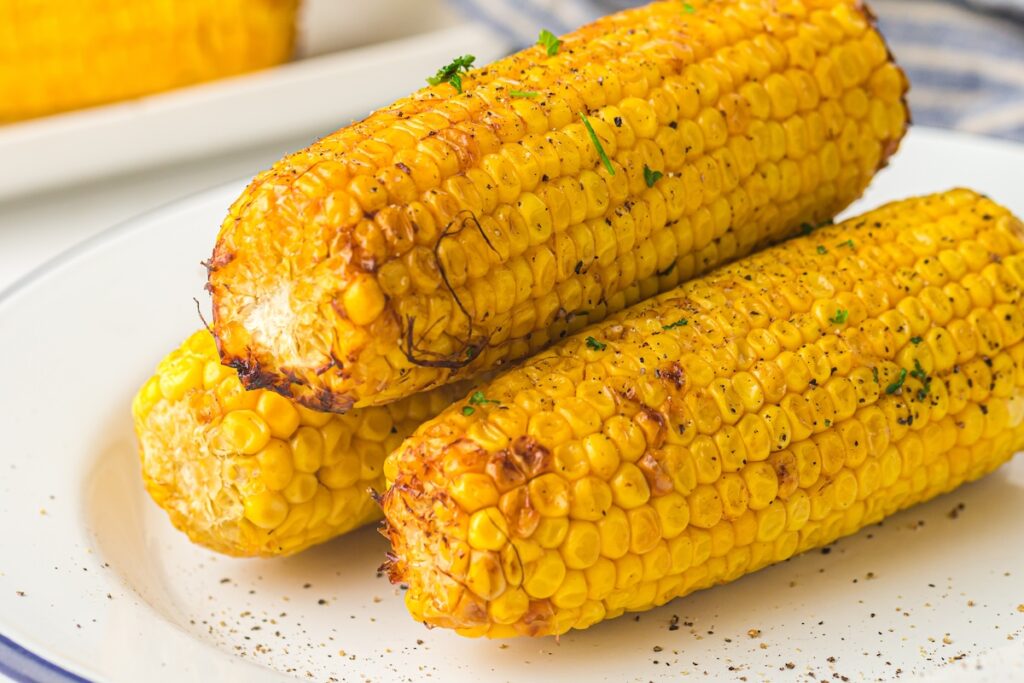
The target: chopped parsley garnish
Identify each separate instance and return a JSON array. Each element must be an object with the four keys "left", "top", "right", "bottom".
[
  {"left": 538, "top": 29, "right": 561, "bottom": 56},
  {"left": 468, "top": 390, "right": 499, "bottom": 406},
  {"left": 909, "top": 359, "right": 927, "bottom": 382},
  {"left": 910, "top": 336, "right": 923, "bottom": 345},
  {"left": 462, "top": 390, "right": 500, "bottom": 416},
  {"left": 840, "top": 239, "right": 855, "bottom": 249},
  {"left": 585, "top": 336, "right": 607, "bottom": 351},
  {"left": 465, "top": 344, "right": 478, "bottom": 358},
  {"left": 910, "top": 360, "right": 932, "bottom": 400},
  {"left": 663, "top": 318, "right": 689, "bottom": 330},
  {"left": 829, "top": 309, "right": 849, "bottom": 325},
  {"left": 885, "top": 367, "right": 908, "bottom": 395},
  {"left": 580, "top": 112, "right": 615, "bottom": 175},
  {"left": 872, "top": 367, "right": 880, "bottom": 384},
  {"left": 510, "top": 89, "right": 539, "bottom": 98},
  {"left": 427, "top": 54, "right": 476, "bottom": 93},
  {"left": 682, "top": 1, "right": 696, "bottom": 13},
  {"left": 800, "top": 219, "right": 833, "bottom": 236},
  {"left": 817, "top": 245, "right": 828, "bottom": 255},
  {"left": 643, "top": 165, "right": 664, "bottom": 187},
  {"left": 824, "top": 419, "right": 831, "bottom": 427}
]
